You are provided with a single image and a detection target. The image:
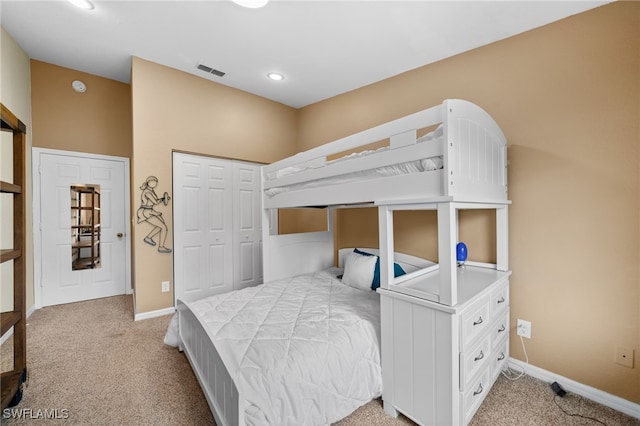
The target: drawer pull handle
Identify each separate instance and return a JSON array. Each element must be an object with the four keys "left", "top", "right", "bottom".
[
  {"left": 497, "top": 296, "right": 505, "bottom": 304},
  {"left": 497, "top": 352, "right": 505, "bottom": 361},
  {"left": 473, "top": 316, "right": 483, "bottom": 326},
  {"left": 473, "top": 383, "right": 484, "bottom": 396},
  {"left": 474, "top": 350, "right": 485, "bottom": 362},
  {"left": 498, "top": 325, "right": 506, "bottom": 333}
]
